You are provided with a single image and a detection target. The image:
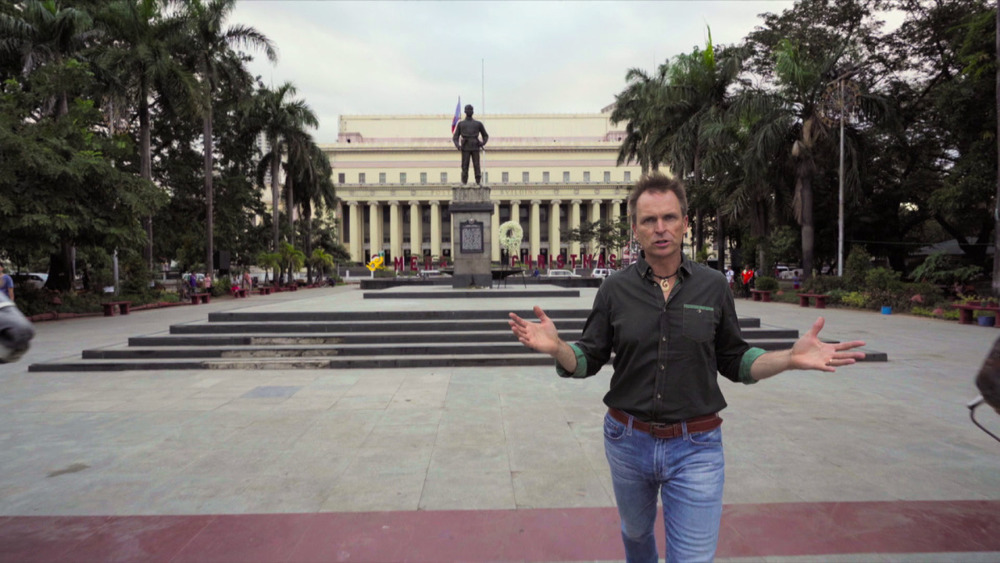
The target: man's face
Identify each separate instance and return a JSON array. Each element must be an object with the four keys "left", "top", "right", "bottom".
[{"left": 632, "top": 189, "right": 688, "bottom": 263}]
